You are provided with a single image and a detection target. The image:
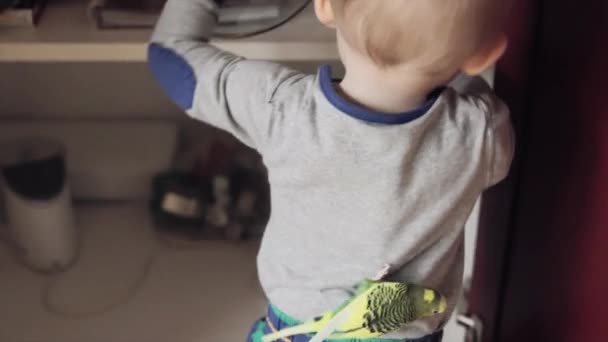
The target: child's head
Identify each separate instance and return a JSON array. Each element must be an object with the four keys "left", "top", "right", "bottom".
[{"left": 315, "top": 0, "right": 510, "bottom": 81}]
